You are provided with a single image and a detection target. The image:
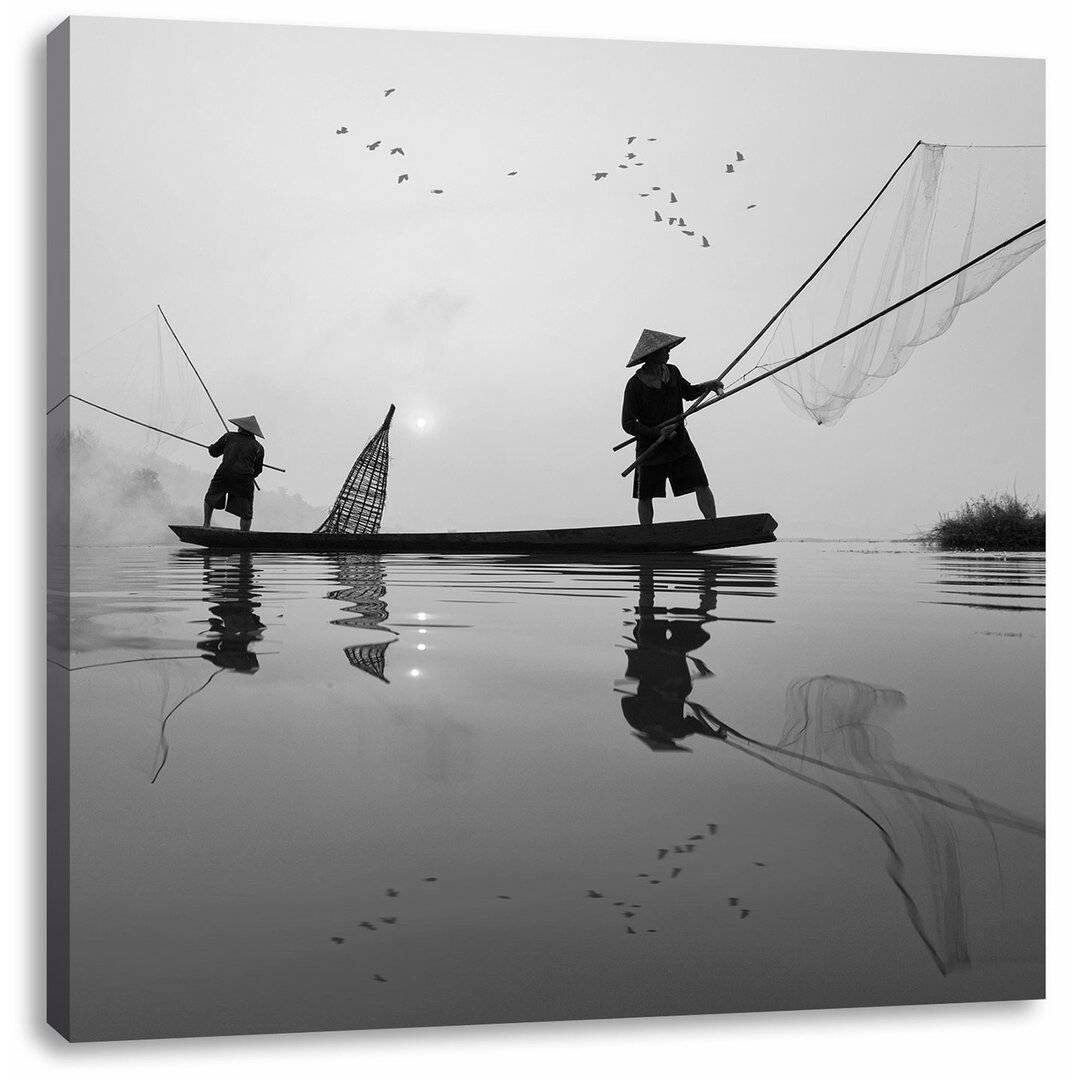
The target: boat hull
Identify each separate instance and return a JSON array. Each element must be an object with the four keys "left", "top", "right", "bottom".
[{"left": 169, "top": 514, "right": 777, "bottom": 554}]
